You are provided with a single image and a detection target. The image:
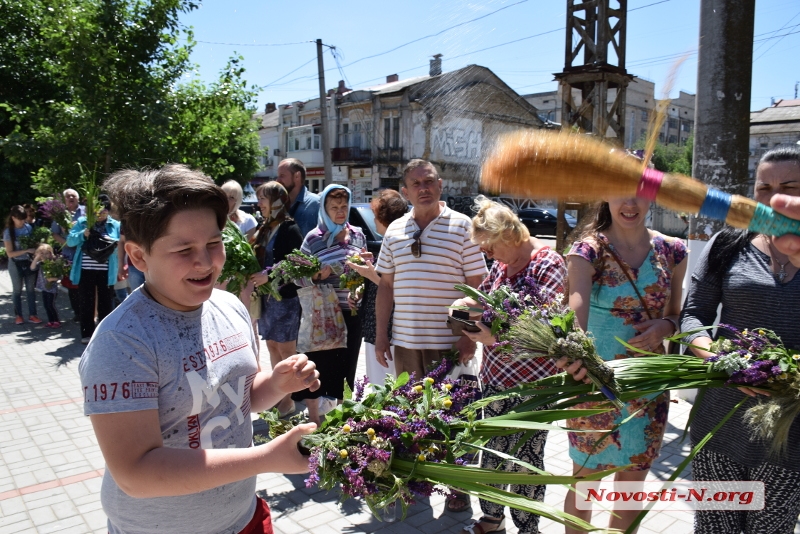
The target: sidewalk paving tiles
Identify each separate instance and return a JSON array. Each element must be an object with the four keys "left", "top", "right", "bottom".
[{"left": 1, "top": 269, "right": 797, "bottom": 533}]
